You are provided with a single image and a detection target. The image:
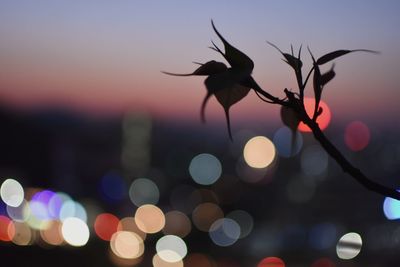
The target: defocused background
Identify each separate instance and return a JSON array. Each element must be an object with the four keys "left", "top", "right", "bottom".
[{"left": 1, "top": 1, "right": 400, "bottom": 266}]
